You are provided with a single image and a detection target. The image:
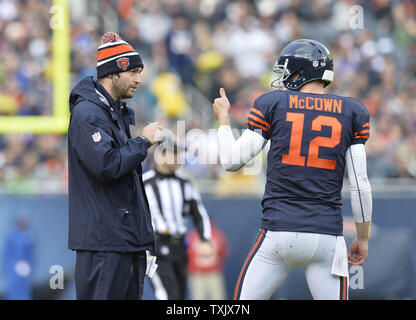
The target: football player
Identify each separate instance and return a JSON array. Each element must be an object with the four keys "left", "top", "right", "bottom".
[{"left": 213, "top": 39, "right": 372, "bottom": 300}]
